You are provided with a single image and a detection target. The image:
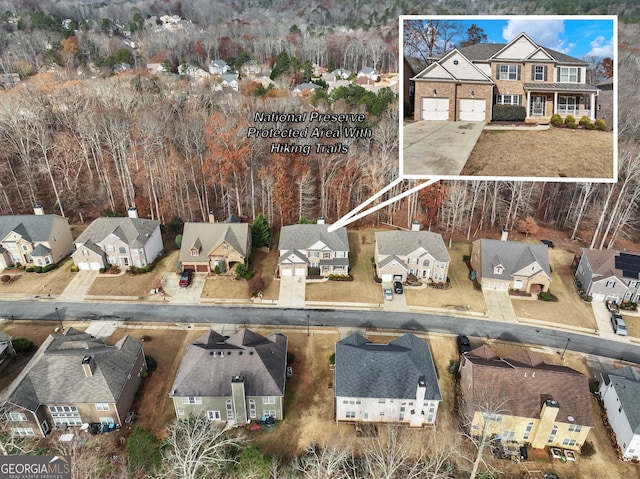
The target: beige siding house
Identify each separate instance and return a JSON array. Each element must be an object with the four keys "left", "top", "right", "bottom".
[{"left": 179, "top": 221, "right": 251, "bottom": 273}]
